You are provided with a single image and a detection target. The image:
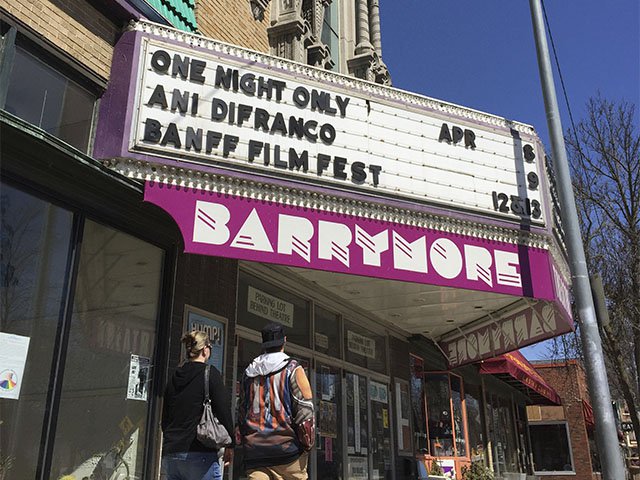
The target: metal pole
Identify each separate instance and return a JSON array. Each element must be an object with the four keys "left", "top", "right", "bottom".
[{"left": 528, "top": 1, "right": 626, "bottom": 478}]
